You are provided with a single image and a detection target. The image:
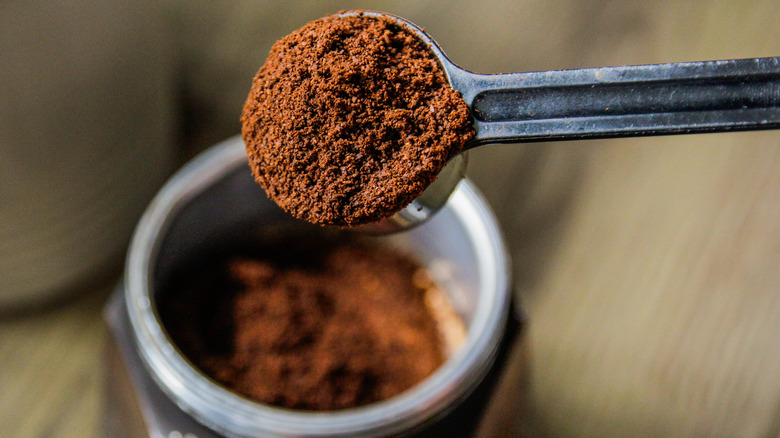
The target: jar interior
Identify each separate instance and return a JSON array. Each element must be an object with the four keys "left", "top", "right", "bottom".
[{"left": 151, "top": 163, "right": 481, "bottom": 331}]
